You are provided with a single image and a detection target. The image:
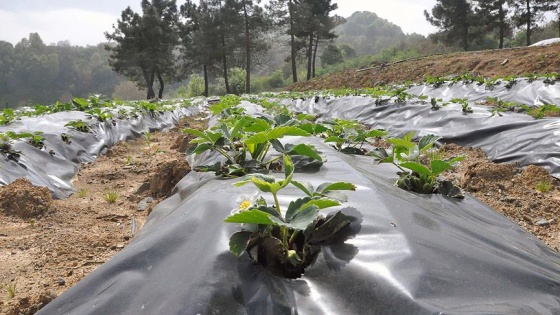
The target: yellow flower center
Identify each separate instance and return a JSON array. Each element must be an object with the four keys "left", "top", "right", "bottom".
[{"left": 239, "top": 200, "right": 251, "bottom": 211}]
